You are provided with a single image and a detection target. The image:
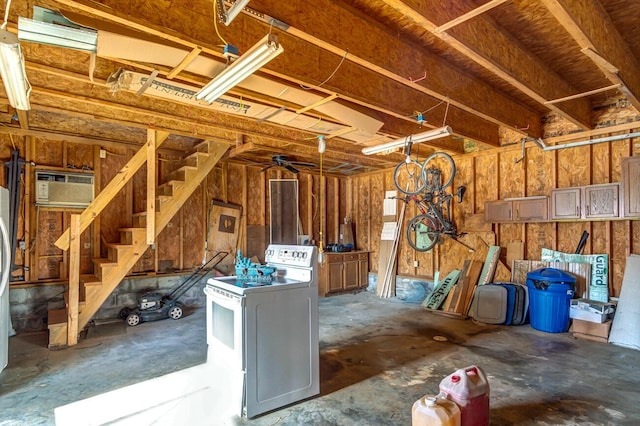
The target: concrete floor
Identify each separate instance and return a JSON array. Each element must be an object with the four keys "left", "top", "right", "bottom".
[{"left": 1, "top": 290, "right": 639, "bottom": 425}]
